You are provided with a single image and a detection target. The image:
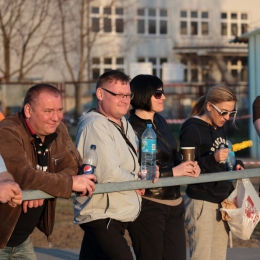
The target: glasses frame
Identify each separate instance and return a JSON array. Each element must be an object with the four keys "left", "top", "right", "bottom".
[
  {"left": 101, "top": 88, "right": 134, "bottom": 100},
  {"left": 210, "top": 103, "right": 237, "bottom": 116},
  {"left": 154, "top": 89, "right": 164, "bottom": 99}
]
